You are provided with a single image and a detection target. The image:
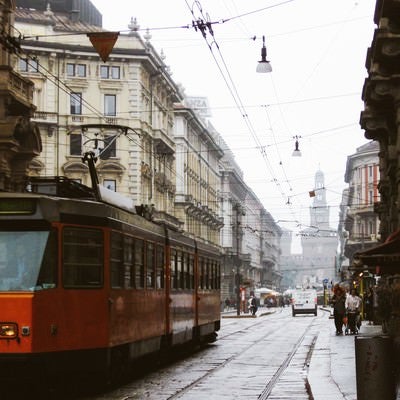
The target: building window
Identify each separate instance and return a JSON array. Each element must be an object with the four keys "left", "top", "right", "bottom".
[
  {"left": 369, "top": 165, "right": 373, "bottom": 178},
  {"left": 70, "top": 133, "right": 82, "bottom": 155},
  {"left": 70, "top": 92, "right": 82, "bottom": 115},
  {"left": 67, "top": 63, "right": 86, "bottom": 77},
  {"left": 369, "top": 221, "right": 373, "bottom": 235},
  {"left": 104, "top": 94, "right": 116, "bottom": 116},
  {"left": 100, "top": 65, "right": 120, "bottom": 79},
  {"left": 369, "top": 190, "right": 373, "bottom": 204},
  {"left": 19, "top": 58, "right": 38, "bottom": 72},
  {"left": 103, "top": 179, "right": 116, "bottom": 191},
  {"left": 100, "top": 135, "right": 116, "bottom": 159}
]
